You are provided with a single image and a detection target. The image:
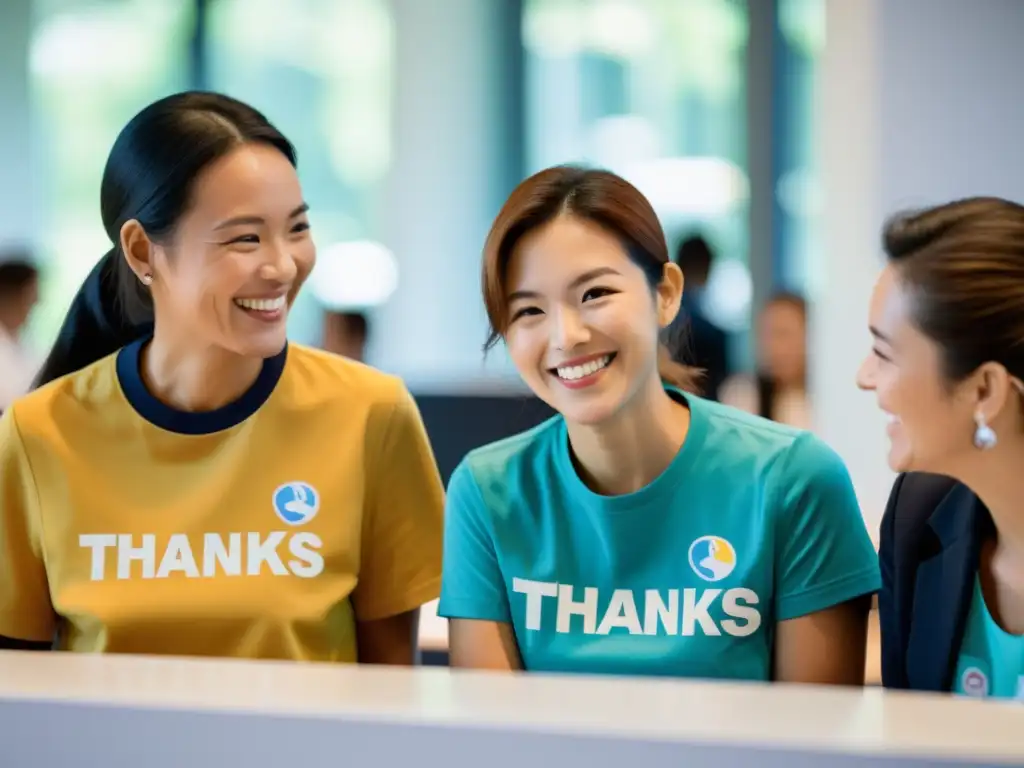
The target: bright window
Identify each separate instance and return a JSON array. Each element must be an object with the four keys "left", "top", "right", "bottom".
[{"left": 28, "top": 0, "right": 192, "bottom": 349}]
